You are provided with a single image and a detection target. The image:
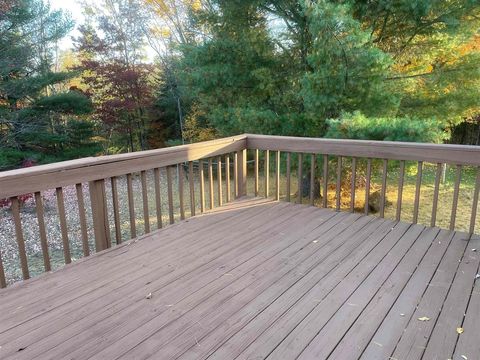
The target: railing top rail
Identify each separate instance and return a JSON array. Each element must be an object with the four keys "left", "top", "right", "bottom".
[
  {"left": 0, "top": 135, "right": 246, "bottom": 199},
  {"left": 246, "top": 134, "right": 480, "bottom": 166}
]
